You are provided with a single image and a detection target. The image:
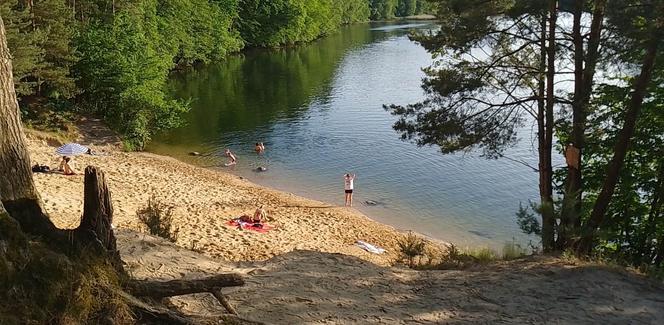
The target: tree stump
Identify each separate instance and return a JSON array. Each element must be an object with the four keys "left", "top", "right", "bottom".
[{"left": 74, "top": 166, "right": 123, "bottom": 272}]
